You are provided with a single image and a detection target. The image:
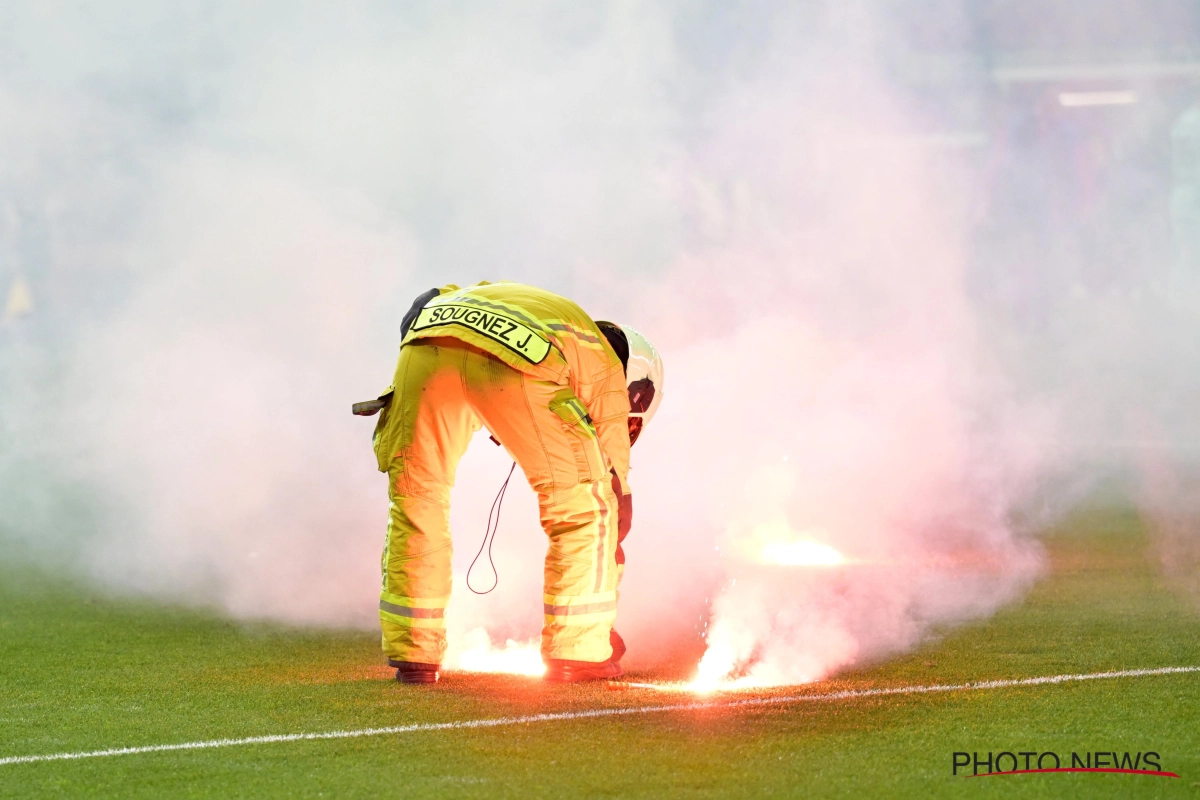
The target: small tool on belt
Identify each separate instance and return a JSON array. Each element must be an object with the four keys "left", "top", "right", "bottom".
[{"left": 352, "top": 398, "right": 388, "bottom": 416}]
